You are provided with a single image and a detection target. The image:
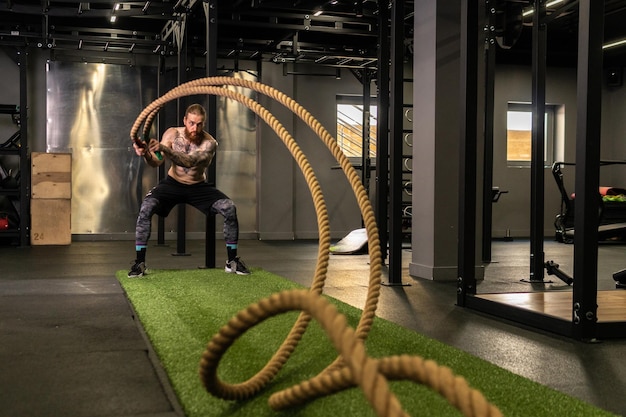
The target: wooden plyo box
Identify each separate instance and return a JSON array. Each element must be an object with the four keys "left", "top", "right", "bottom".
[
  {"left": 31, "top": 152, "right": 72, "bottom": 199},
  {"left": 30, "top": 152, "right": 72, "bottom": 245},
  {"left": 30, "top": 199, "right": 71, "bottom": 245}
]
